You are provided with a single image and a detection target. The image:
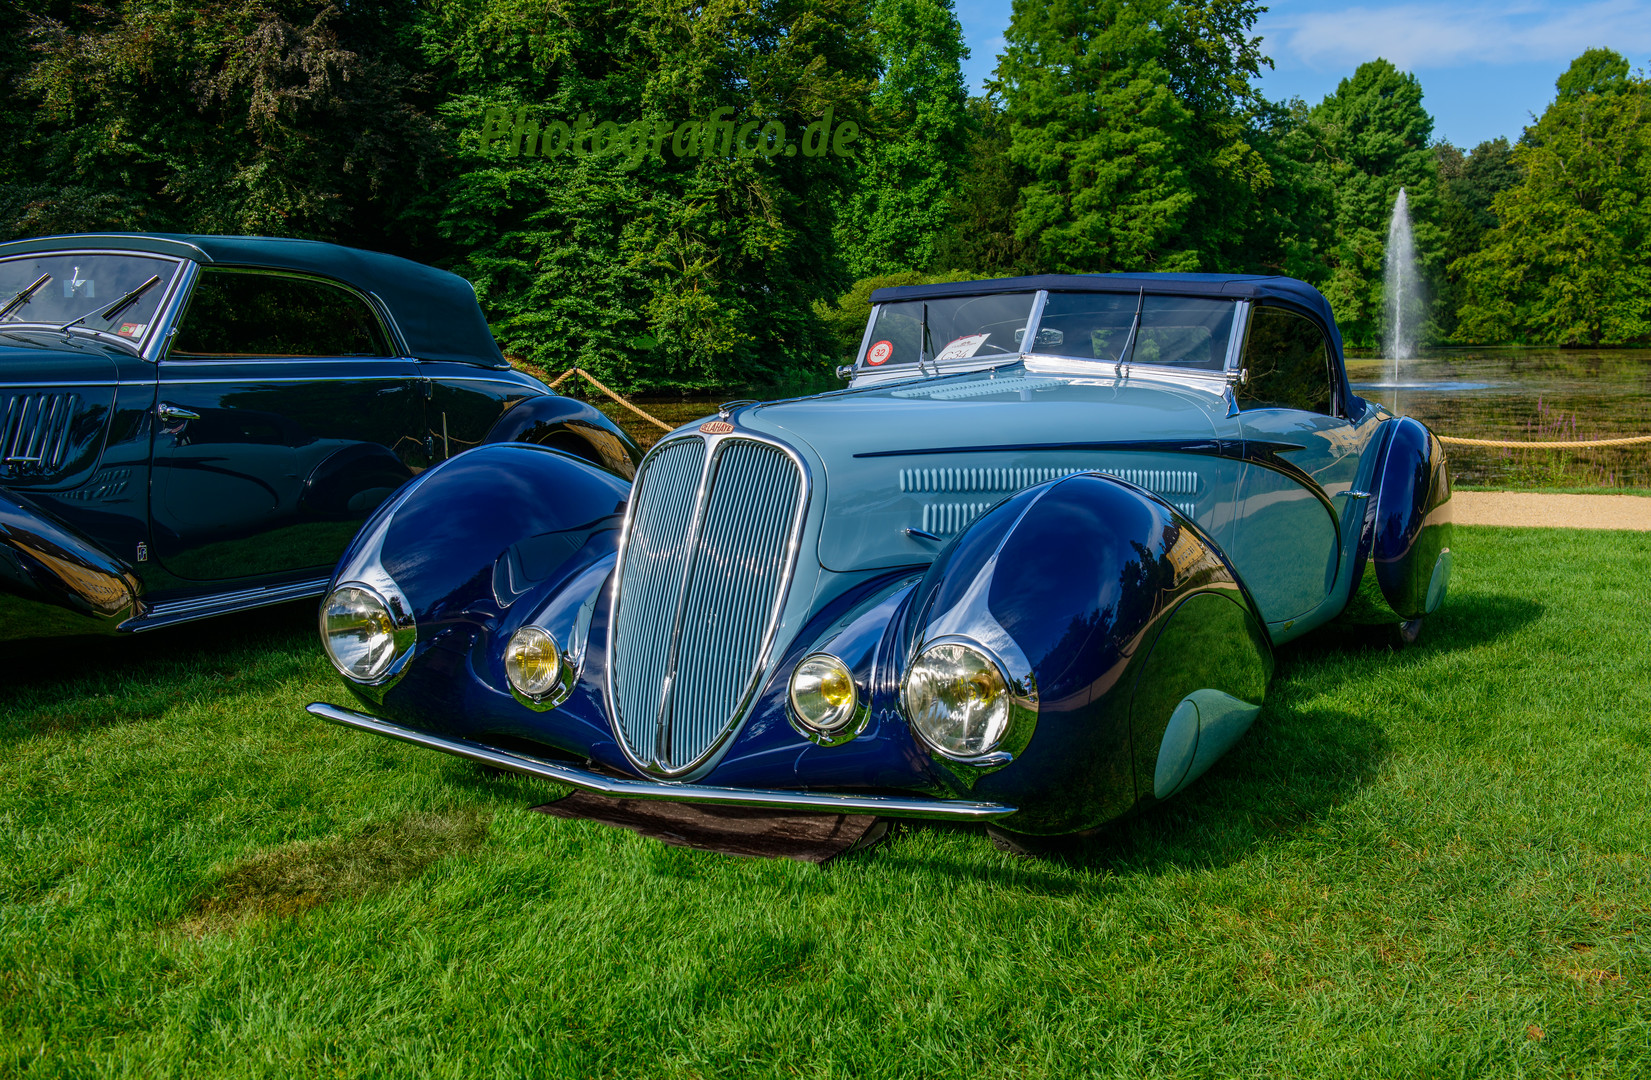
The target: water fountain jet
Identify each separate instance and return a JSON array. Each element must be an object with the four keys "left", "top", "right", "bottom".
[{"left": 1384, "top": 187, "right": 1422, "bottom": 389}]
